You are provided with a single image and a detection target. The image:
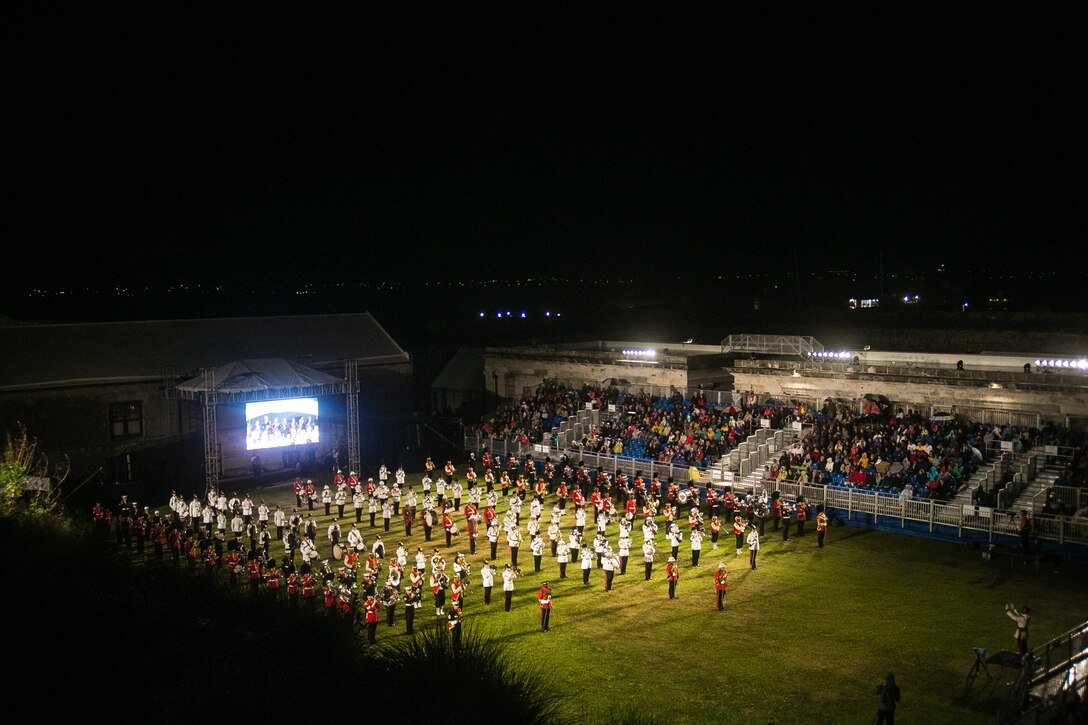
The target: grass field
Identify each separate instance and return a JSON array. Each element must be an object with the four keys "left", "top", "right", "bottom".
[{"left": 159, "top": 473, "right": 1088, "bottom": 724}]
